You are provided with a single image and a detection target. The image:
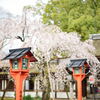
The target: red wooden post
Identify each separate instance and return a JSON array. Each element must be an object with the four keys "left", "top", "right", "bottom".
[
  {"left": 73, "top": 73, "right": 85, "bottom": 100},
  {"left": 11, "top": 73, "right": 28, "bottom": 100}
]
